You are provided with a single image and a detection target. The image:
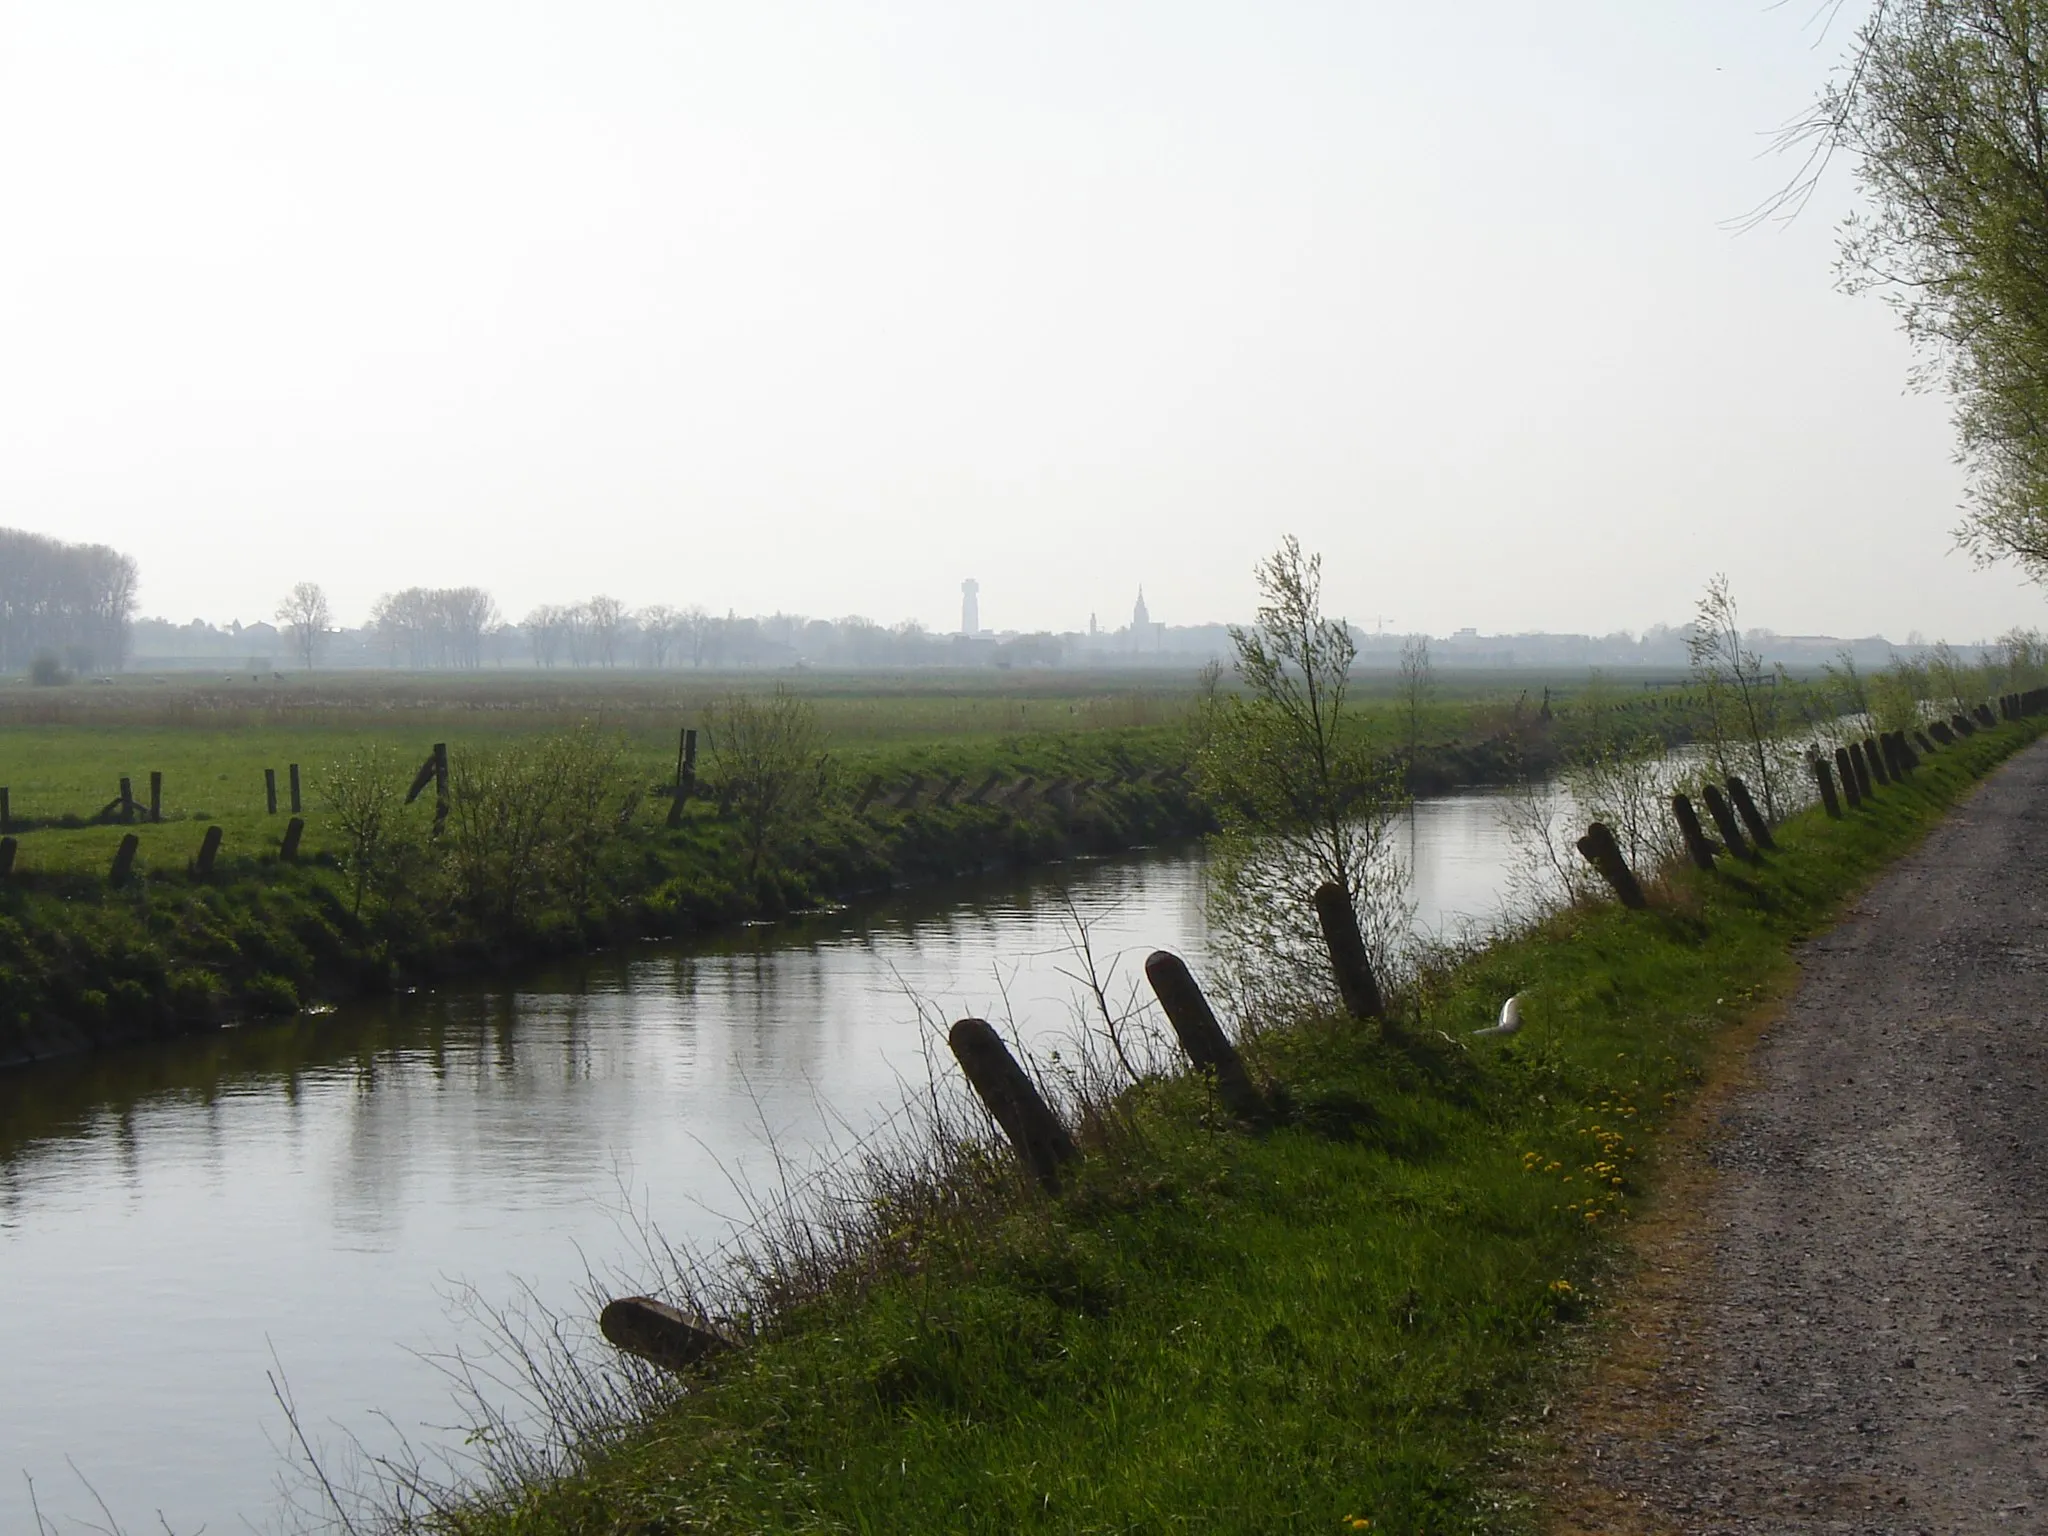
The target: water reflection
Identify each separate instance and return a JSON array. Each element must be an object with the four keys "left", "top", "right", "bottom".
[{"left": 0, "top": 794, "right": 1526, "bottom": 1533}]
